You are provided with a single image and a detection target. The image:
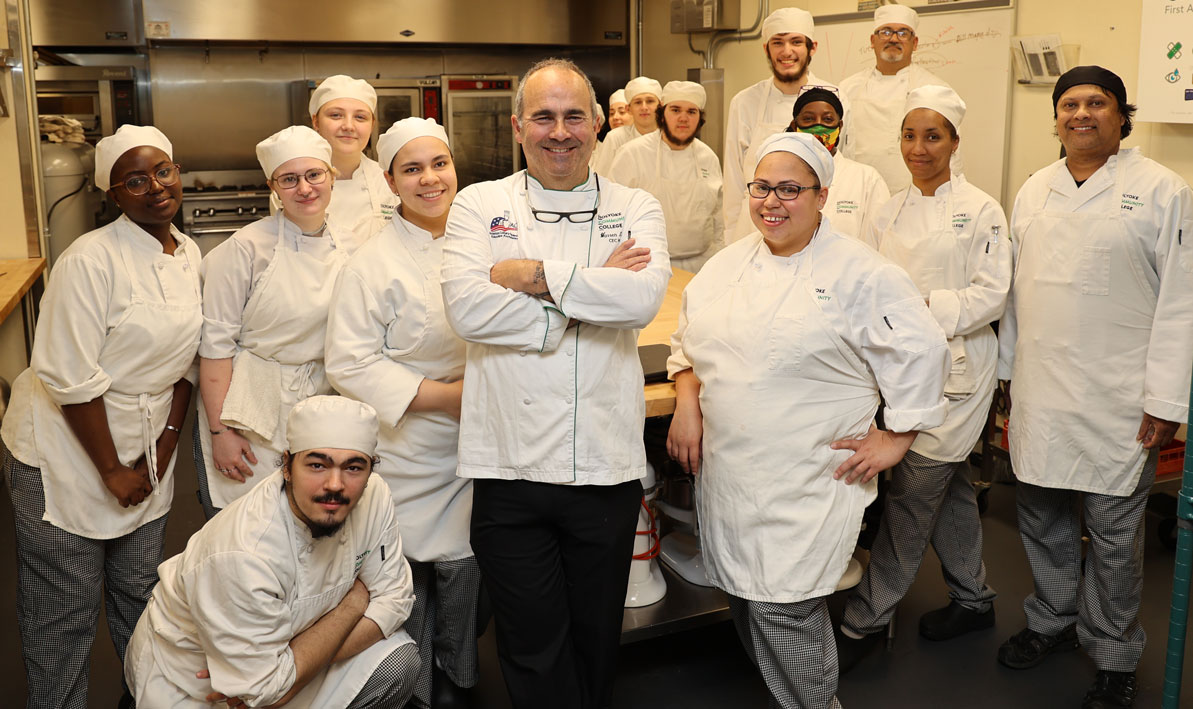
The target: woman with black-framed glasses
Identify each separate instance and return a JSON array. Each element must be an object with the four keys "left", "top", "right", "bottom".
[
  {"left": 193, "top": 126, "right": 349, "bottom": 519},
  {"left": 1, "top": 125, "right": 202, "bottom": 707},
  {"left": 666, "top": 131, "right": 950, "bottom": 709}
]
